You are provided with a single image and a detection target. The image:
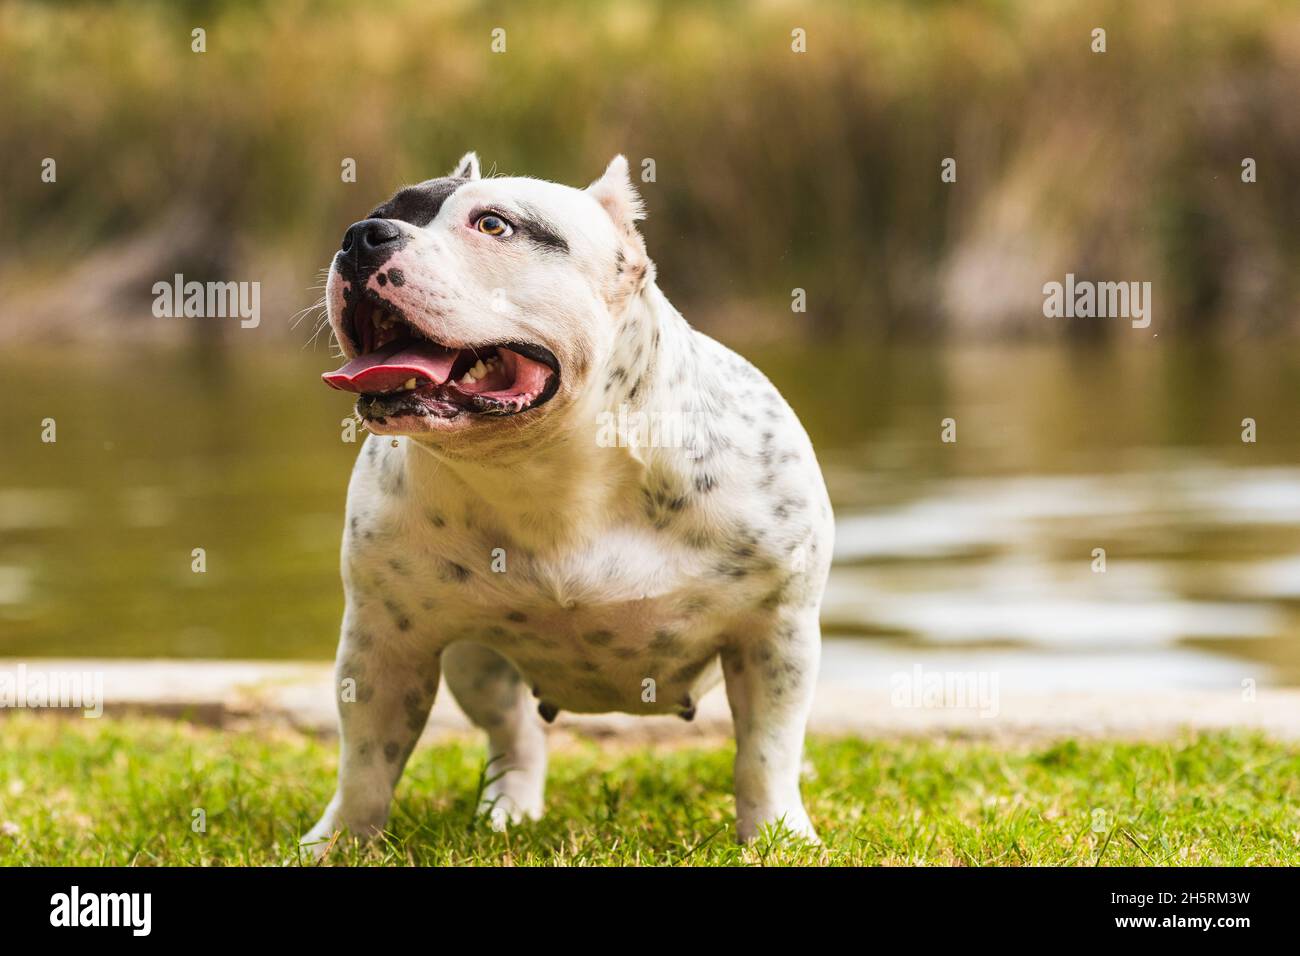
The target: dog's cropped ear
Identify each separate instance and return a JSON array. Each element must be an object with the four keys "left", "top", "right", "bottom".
[
  {"left": 586, "top": 155, "right": 645, "bottom": 232},
  {"left": 449, "top": 151, "right": 481, "bottom": 180}
]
